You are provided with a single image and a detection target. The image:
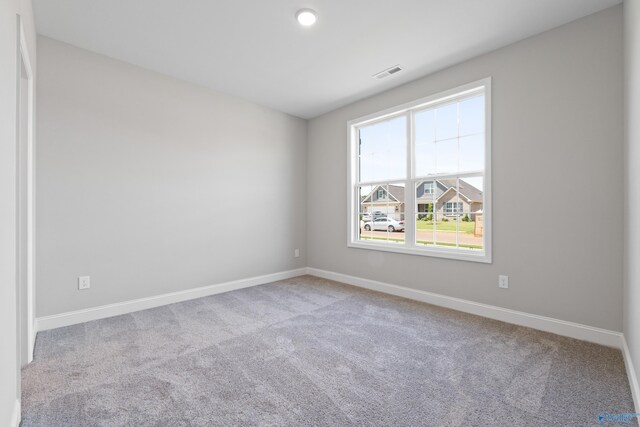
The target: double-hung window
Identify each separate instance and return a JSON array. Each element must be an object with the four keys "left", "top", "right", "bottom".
[
  {"left": 348, "top": 78, "right": 491, "bottom": 263},
  {"left": 423, "top": 182, "right": 434, "bottom": 194},
  {"left": 444, "top": 202, "right": 463, "bottom": 214}
]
